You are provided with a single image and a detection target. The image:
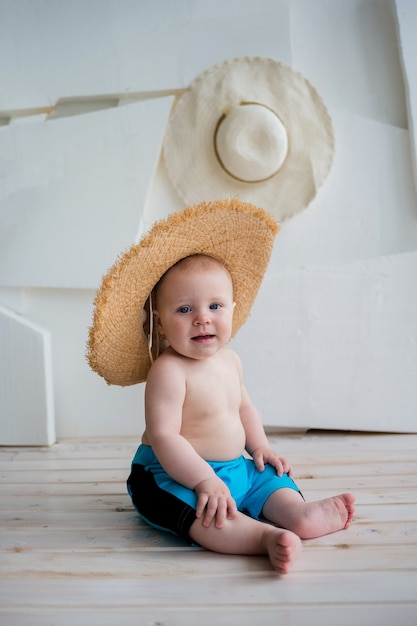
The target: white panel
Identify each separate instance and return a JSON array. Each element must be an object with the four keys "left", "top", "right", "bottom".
[
  {"left": 142, "top": 152, "right": 184, "bottom": 230},
  {"left": 2, "top": 1, "right": 407, "bottom": 128},
  {"left": 271, "top": 108, "right": 417, "bottom": 268},
  {"left": 0, "top": 97, "right": 172, "bottom": 288},
  {"left": 150, "top": 108, "right": 417, "bottom": 266},
  {"left": 18, "top": 288, "right": 145, "bottom": 439},
  {"left": 232, "top": 251, "right": 417, "bottom": 433},
  {"left": 394, "top": 0, "right": 417, "bottom": 195},
  {"left": 0, "top": 0, "right": 291, "bottom": 111},
  {"left": 291, "top": 0, "right": 407, "bottom": 127},
  {"left": 0, "top": 305, "right": 55, "bottom": 445}
]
